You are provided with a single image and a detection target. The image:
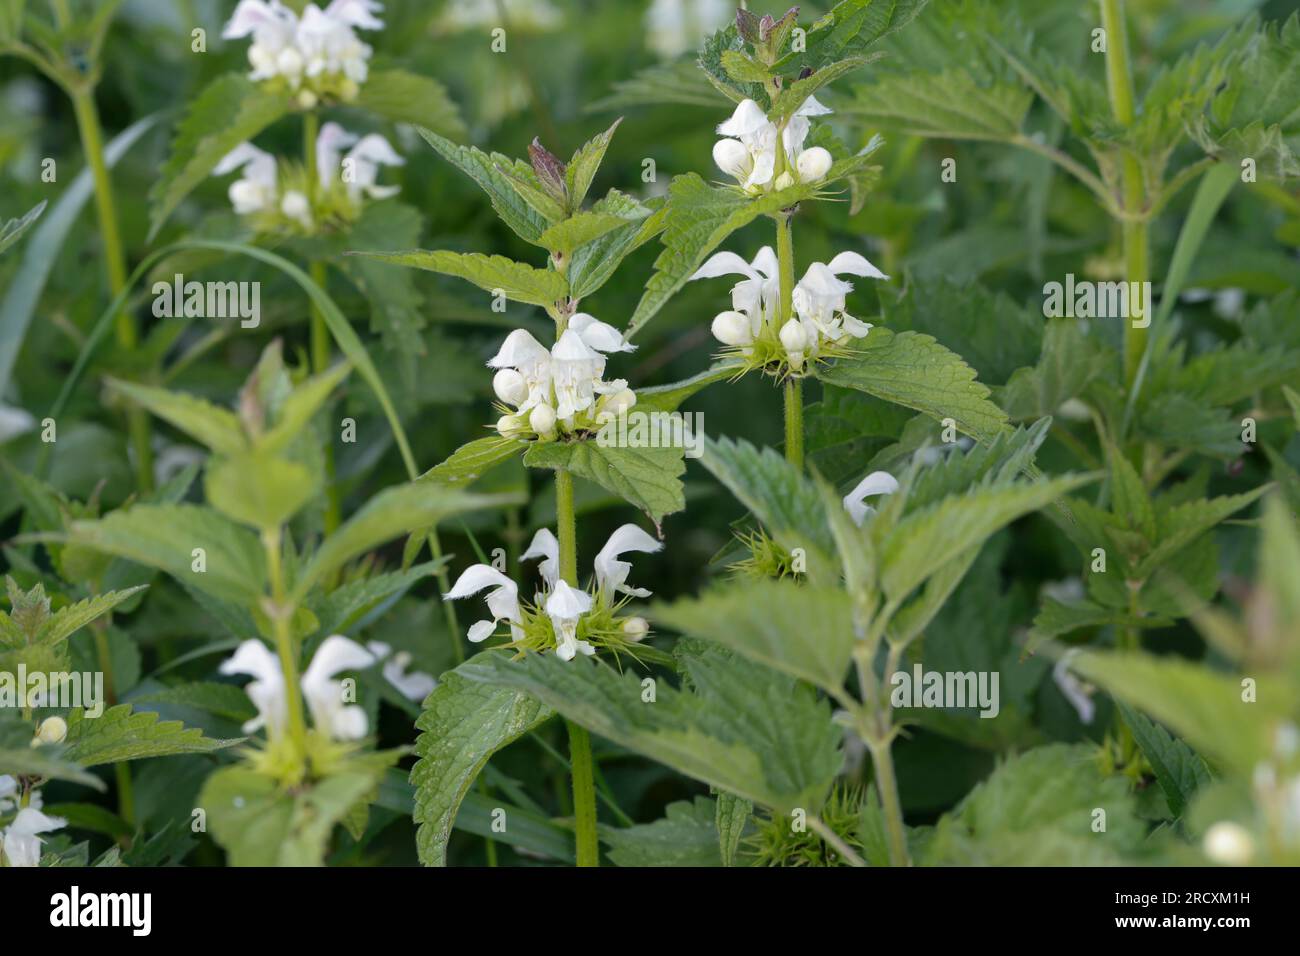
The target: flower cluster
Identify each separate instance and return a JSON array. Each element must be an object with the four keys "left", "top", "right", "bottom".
[
  {"left": 445, "top": 525, "right": 661, "bottom": 661},
  {"left": 489, "top": 316, "right": 638, "bottom": 441},
  {"left": 221, "top": 634, "right": 375, "bottom": 742},
  {"left": 0, "top": 718, "right": 68, "bottom": 867},
  {"left": 689, "top": 246, "right": 887, "bottom": 373},
  {"left": 213, "top": 122, "right": 402, "bottom": 233},
  {"left": 712, "top": 97, "right": 834, "bottom": 195},
  {"left": 222, "top": 0, "right": 384, "bottom": 107}
]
